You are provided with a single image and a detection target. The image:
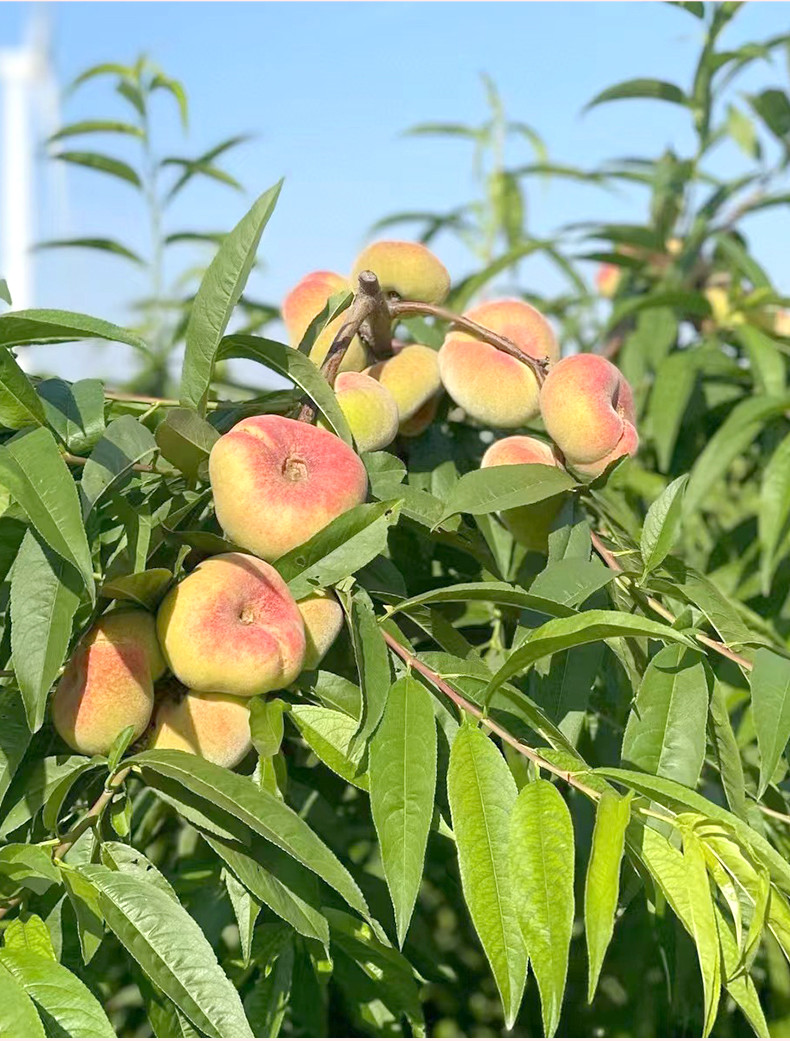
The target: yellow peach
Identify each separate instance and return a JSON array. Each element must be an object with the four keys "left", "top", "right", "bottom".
[
  {"left": 366, "top": 344, "right": 442, "bottom": 422},
  {"left": 150, "top": 690, "right": 252, "bottom": 769},
  {"left": 351, "top": 240, "right": 450, "bottom": 304},
  {"left": 331, "top": 371, "right": 399, "bottom": 453},
  {"left": 298, "top": 590, "right": 344, "bottom": 670}
]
